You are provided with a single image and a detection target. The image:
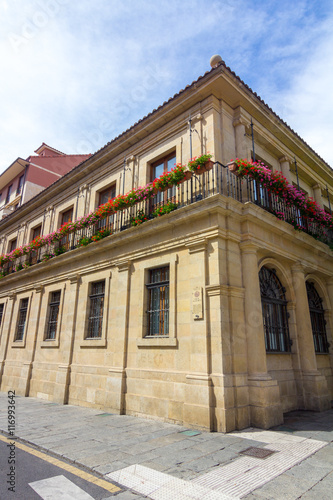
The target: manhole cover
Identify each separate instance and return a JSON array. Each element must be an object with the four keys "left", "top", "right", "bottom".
[
  {"left": 239, "top": 447, "right": 276, "bottom": 459},
  {"left": 95, "top": 413, "right": 113, "bottom": 417}
]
